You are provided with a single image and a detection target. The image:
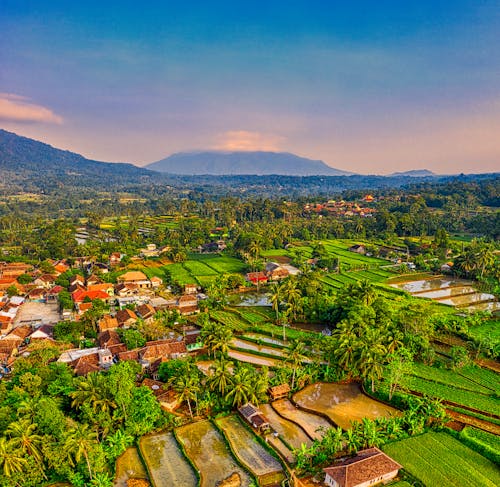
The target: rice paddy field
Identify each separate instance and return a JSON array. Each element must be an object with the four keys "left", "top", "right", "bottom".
[
  {"left": 176, "top": 420, "right": 252, "bottom": 487},
  {"left": 139, "top": 432, "right": 197, "bottom": 487},
  {"left": 382, "top": 432, "right": 500, "bottom": 487},
  {"left": 404, "top": 363, "right": 500, "bottom": 416},
  {"left": 216, "top": 415, "right": 285, "bottom": 486},
  {"left": 293, "top": 382, "right": 401, "bottom": 430},
  {"left": 271, "top": 399, "right": 332, "bottom": 441},
  {"left": 114, "top": 447, "right": 149, "bottom": 487}
]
